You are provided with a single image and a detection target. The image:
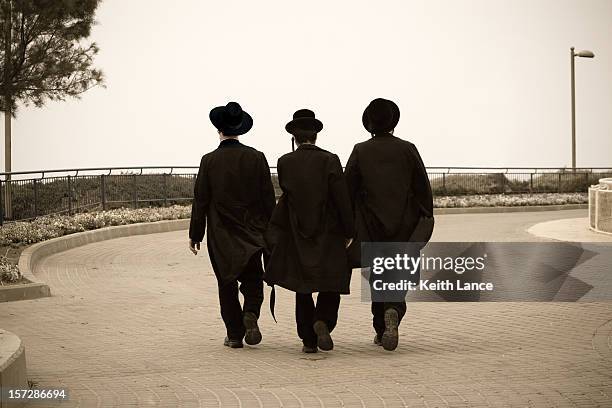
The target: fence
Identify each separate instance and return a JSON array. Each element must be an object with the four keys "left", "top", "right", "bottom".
[{"left": 1, "top": 166, "right": 611, "bottom": 224}]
